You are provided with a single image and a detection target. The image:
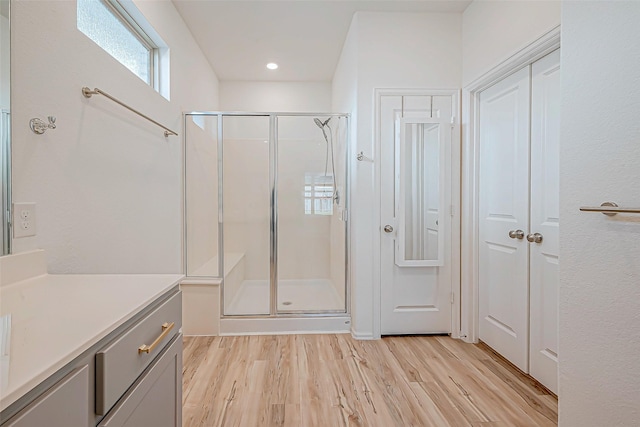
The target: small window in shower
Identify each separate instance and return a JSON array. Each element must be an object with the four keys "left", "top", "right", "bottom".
[
  {"left": 77, "top": 0, "right": 168, "bottom": 97},
  {"left": 304, "top": 174, "right": 334, "bottom": 216}
]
